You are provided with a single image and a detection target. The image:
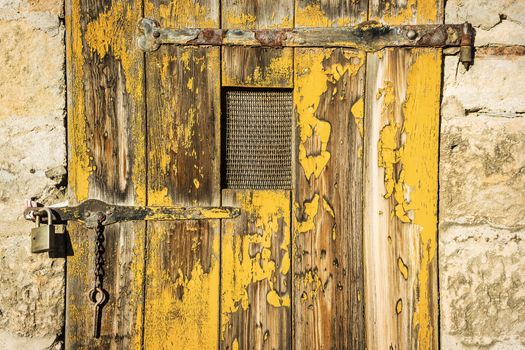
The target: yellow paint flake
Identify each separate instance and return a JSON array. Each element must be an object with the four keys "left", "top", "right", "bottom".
[
  {"left": 398, "top": 257, "right": 408, "bottom": 280},
  {"left": 322, "top": 197, "right": 337, "bottom": 240},
  {"left": 297, "top": 270, "right": 323, "bottom": 301},
  {"left": 192, "top": 178, "right": 200, "bottom": 189},
  {"left": 396, "top": 298, "right": 403, "bottom": 314},
  {"left": 221, "top": 191, "right": 291, "bottom": 337},
  {"left": 232, "top": 338, "right": 239, "bottom": 350},
  {"left": 295, "top": 49, "right": 364, "bottom": 180},
  {"left": 295, "top": 194, "right": 320, "bottom": 234},
  {"left": 351, "top": 97, "right": 364, "bottom": 137},
  {"left": 187, "top": 77, "right": 194, "bottom": 90}
]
